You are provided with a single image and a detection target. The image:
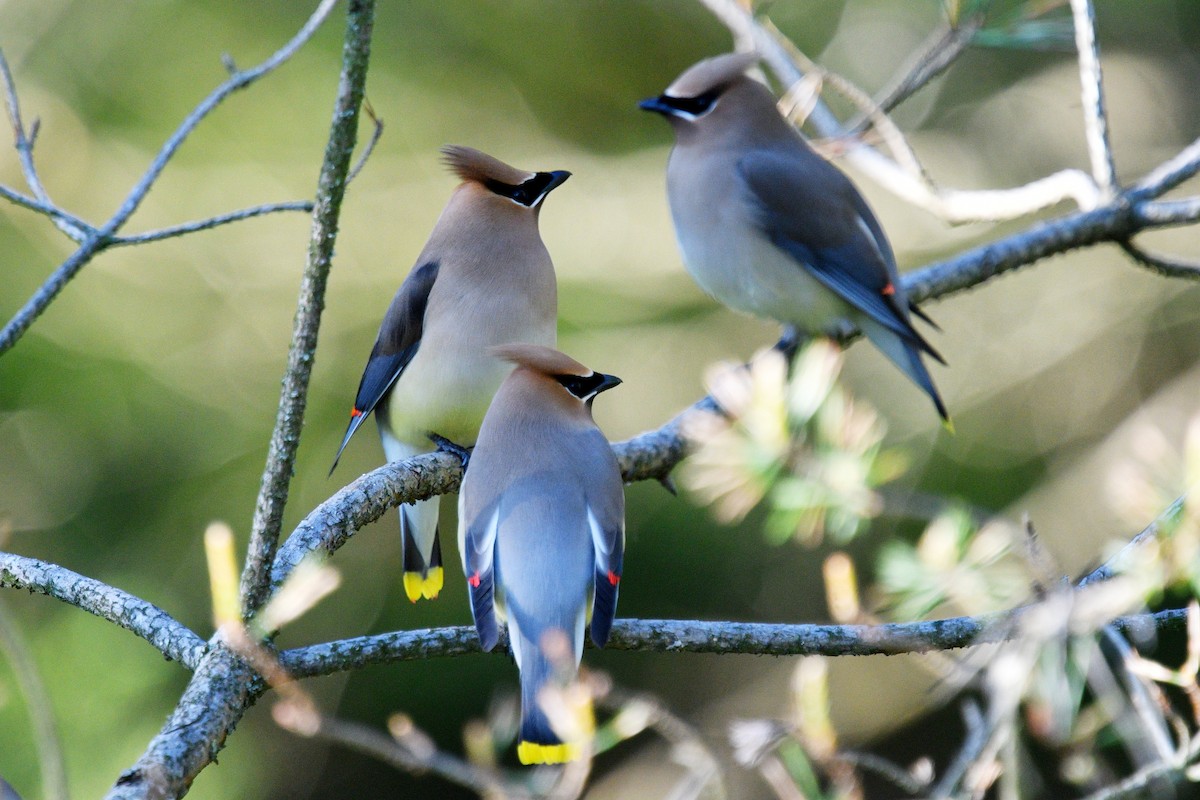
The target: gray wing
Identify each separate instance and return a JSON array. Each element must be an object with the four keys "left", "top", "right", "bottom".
[{"left": 737, "top": 150, "right": 941, "bottom": 360}]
